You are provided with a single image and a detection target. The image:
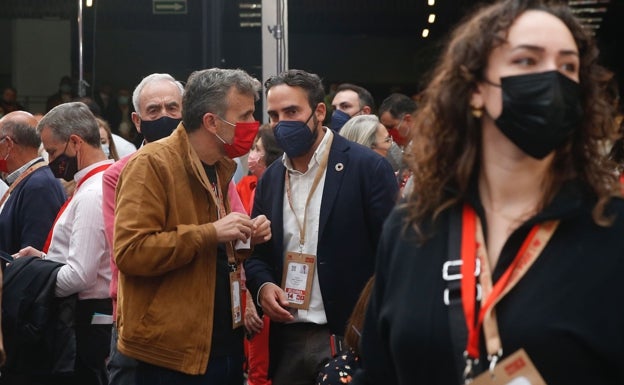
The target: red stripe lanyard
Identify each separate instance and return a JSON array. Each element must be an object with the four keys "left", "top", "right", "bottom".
[
  {"left": 460, "top": 204, "right": 558, "bottom": 372},
  {"left": 43, "top": 164, "right": 111, "bottom": 253}
]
